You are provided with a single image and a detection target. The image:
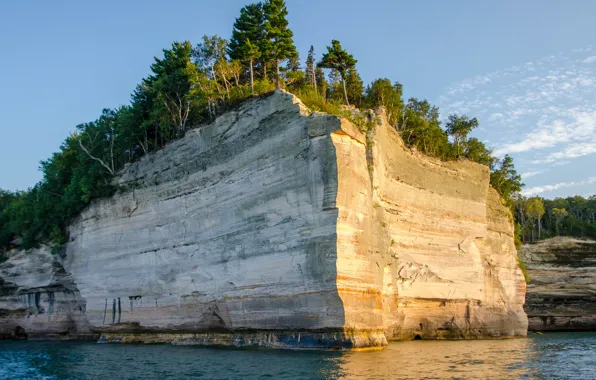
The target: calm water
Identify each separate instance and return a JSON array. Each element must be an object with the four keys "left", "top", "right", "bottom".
[{"left": 0, "top": 333, "right": 594, "bottom": 379}]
